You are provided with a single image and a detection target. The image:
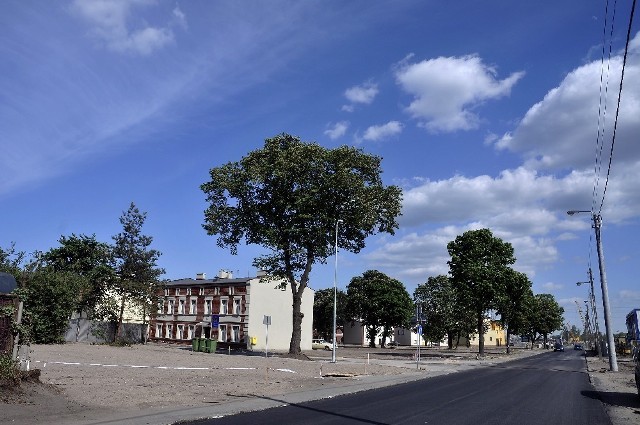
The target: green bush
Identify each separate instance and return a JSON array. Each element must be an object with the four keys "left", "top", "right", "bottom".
[{"left": 0, "top": 353, "right": 20, "bottom": 386}]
